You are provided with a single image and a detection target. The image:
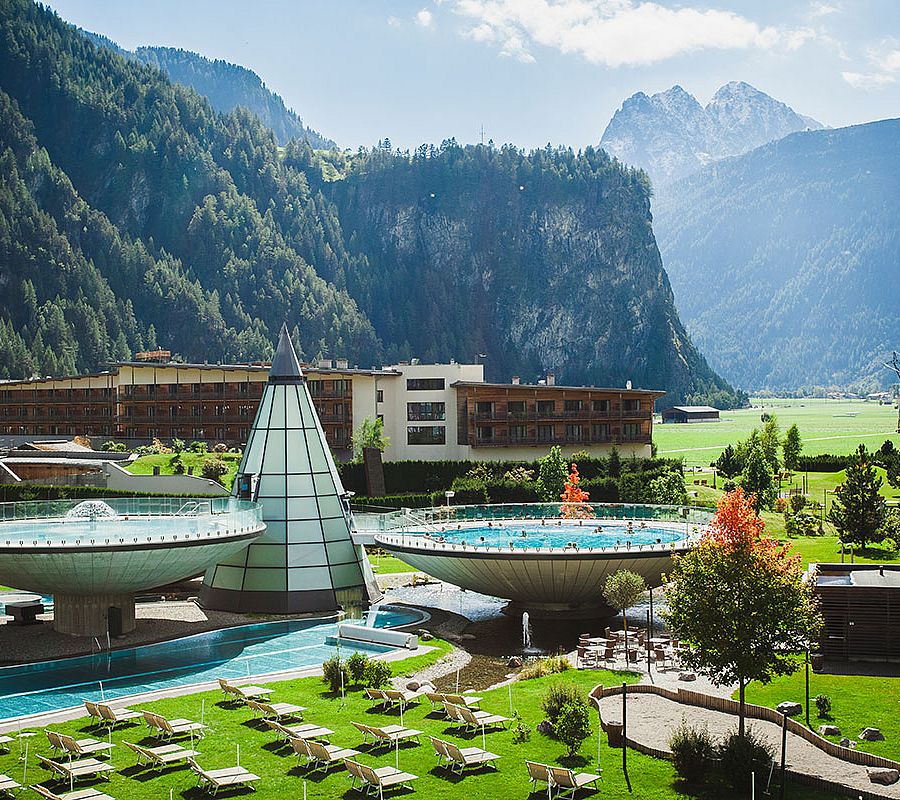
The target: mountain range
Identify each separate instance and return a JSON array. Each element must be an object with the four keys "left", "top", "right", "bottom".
[
  {"left": 601, "top": 82, "right": 822, "bottom": 186},
  {"left": 0, "top": 0, "right": 744, "bottom": 408},
  {"left": 653, "top": 119, "right": 900, "bottom": 392}
]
